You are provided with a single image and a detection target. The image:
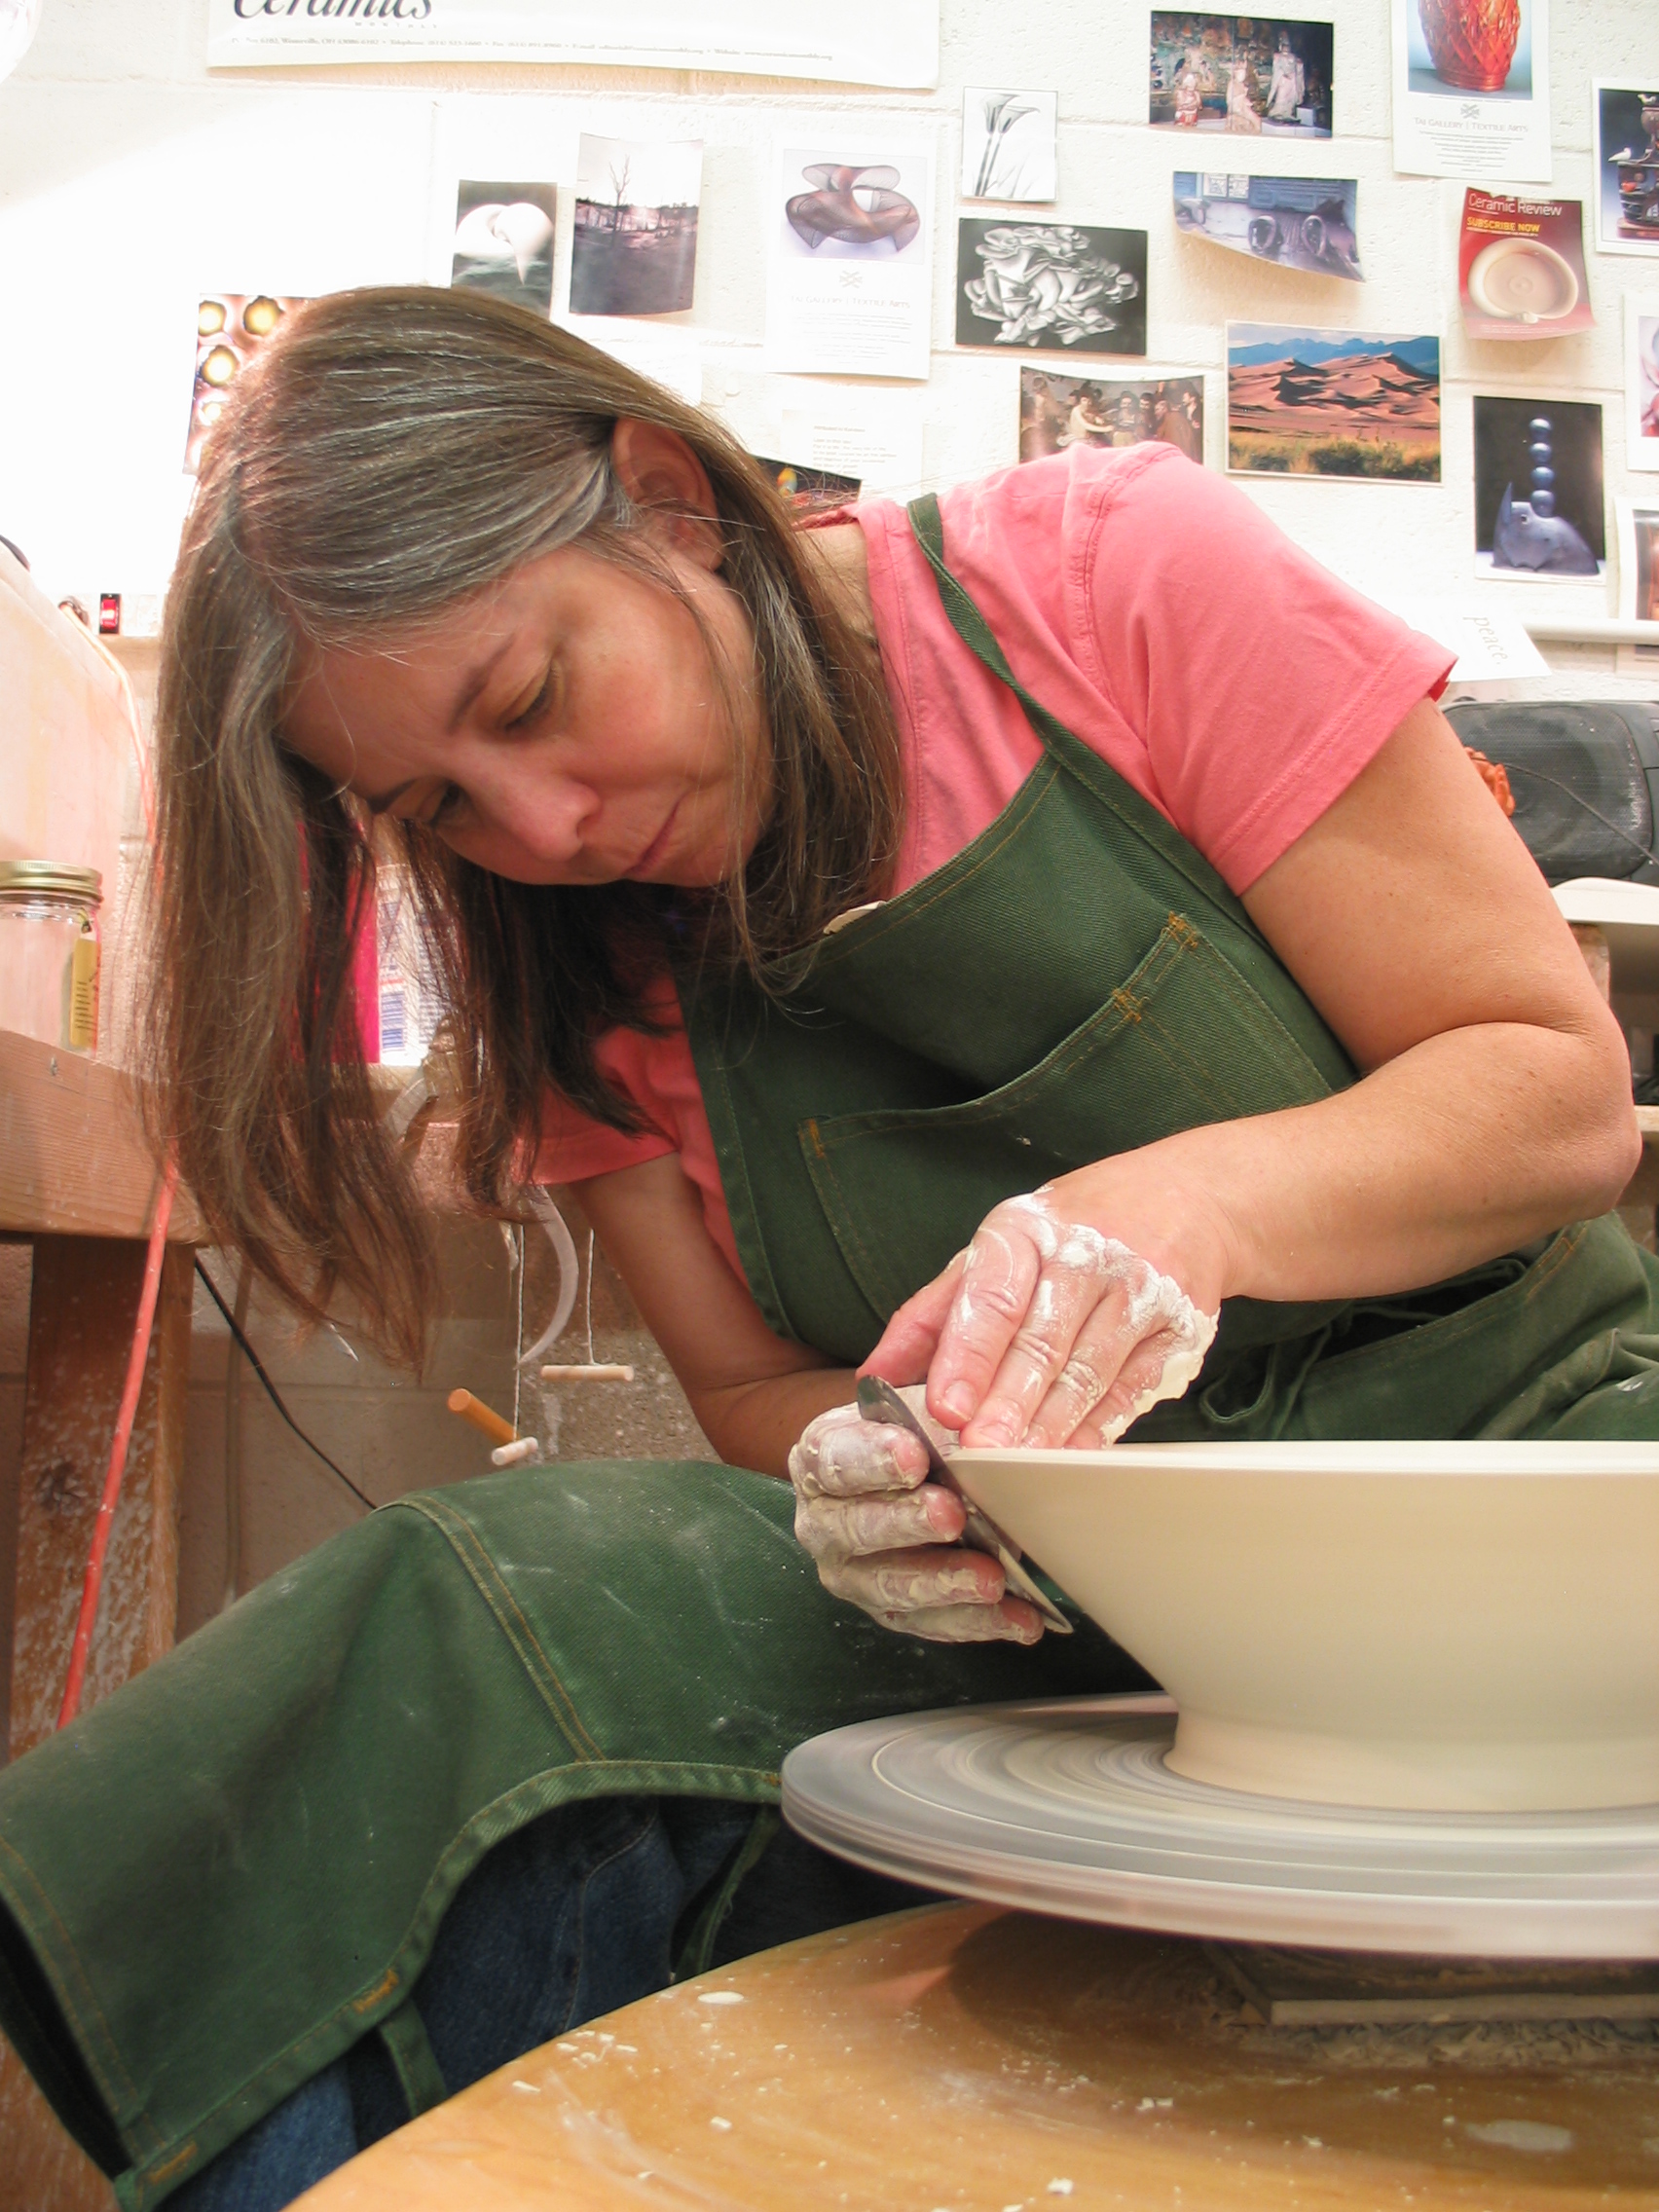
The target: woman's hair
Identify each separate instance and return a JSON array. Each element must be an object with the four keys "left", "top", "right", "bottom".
[{"left": 145, "top": 285, "right": 902, "bottom": 1366}]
